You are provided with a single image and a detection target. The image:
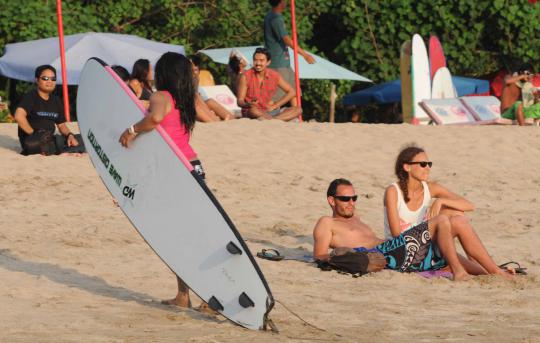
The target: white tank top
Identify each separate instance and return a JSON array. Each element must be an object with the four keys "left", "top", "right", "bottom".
[{"left": 383, "top": 181, "right": 431, "bottom": 239}]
